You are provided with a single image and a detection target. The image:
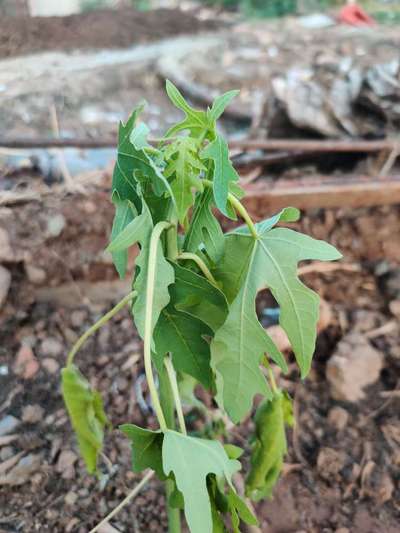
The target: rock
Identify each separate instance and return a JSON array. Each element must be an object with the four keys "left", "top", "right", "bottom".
[
  {"left": 46, "top": 213, "right": 65, "bottom": 237},
  {"left": 0, "top": 227, "right": 14, "bottom": 262},
  {"left": 25, "top": 264, "right": 46, "bottom": 285},
  {"left": 21, "top": 405, "right": 44, "bottom": 424},
  {"left": 326, "top": 332, "right": 383, "bottom": 402},
  {"left": 65, "top": 491, "right": 78, "bottom": 506},
  {"left": 327, "top": 406, "right": 349, "bottom": 431},
  {"left": 0, "top": 446, "right": 14, "bottom": 461},
  {"left": 13, "top": 345, "right": 40, "bottom": 380},
  {"left": 41, "top": 357, "right": 60, "bottom": 374},
  {"left": 389, "top": 299, "right": 400, "bottom": 318},
  {"left": 317, "top": 447, "right": 347, "bottom": 480},
  {"left": 56, "top": 450, "right": 78, "bottom": 476},
  {"left": 0, "top": 415, "right": 21, "bottom": 436},
  {"left": 40, "top": 337, "right": 63, "bottom": 357},
  {"left": 335, "top": 529, "right": 350, "bottom": 533},
  {"left": 0, "top": 265, "right": 11, "bottom": 309},
  {"left": 70, "top": 309, "right": 88, "bottom": 328},
  {"left": 0, "top": 453, "right": 41, "bottom": 486}
]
